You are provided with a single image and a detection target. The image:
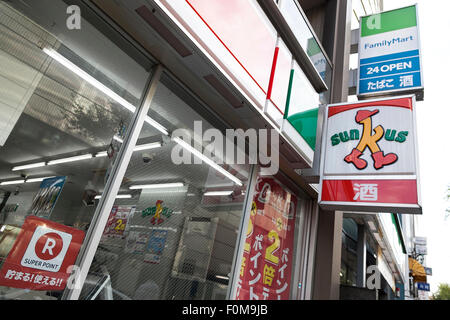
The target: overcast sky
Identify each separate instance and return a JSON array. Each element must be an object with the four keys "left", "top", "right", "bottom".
[{"left": 379, "top": 0, "right": 450, "bottom": 294}]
